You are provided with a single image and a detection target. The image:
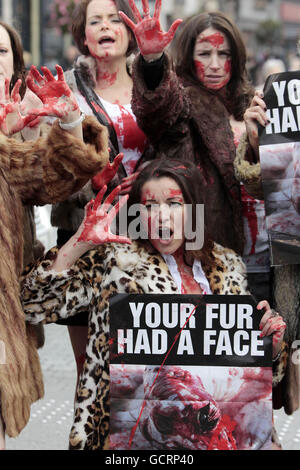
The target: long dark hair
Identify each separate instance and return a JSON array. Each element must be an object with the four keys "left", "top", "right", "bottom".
[
  {"left": 127, "top": 158, "right": 216, "bottom": 268},
  {"left": 0, "top": 21, "right": 26, "bottom": 98},
  {"left": 174, "top": 11, "right": 254, "bottom": 120},
  {"left": 72, "top": 0, "right": 137, "bottom": 57}
]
